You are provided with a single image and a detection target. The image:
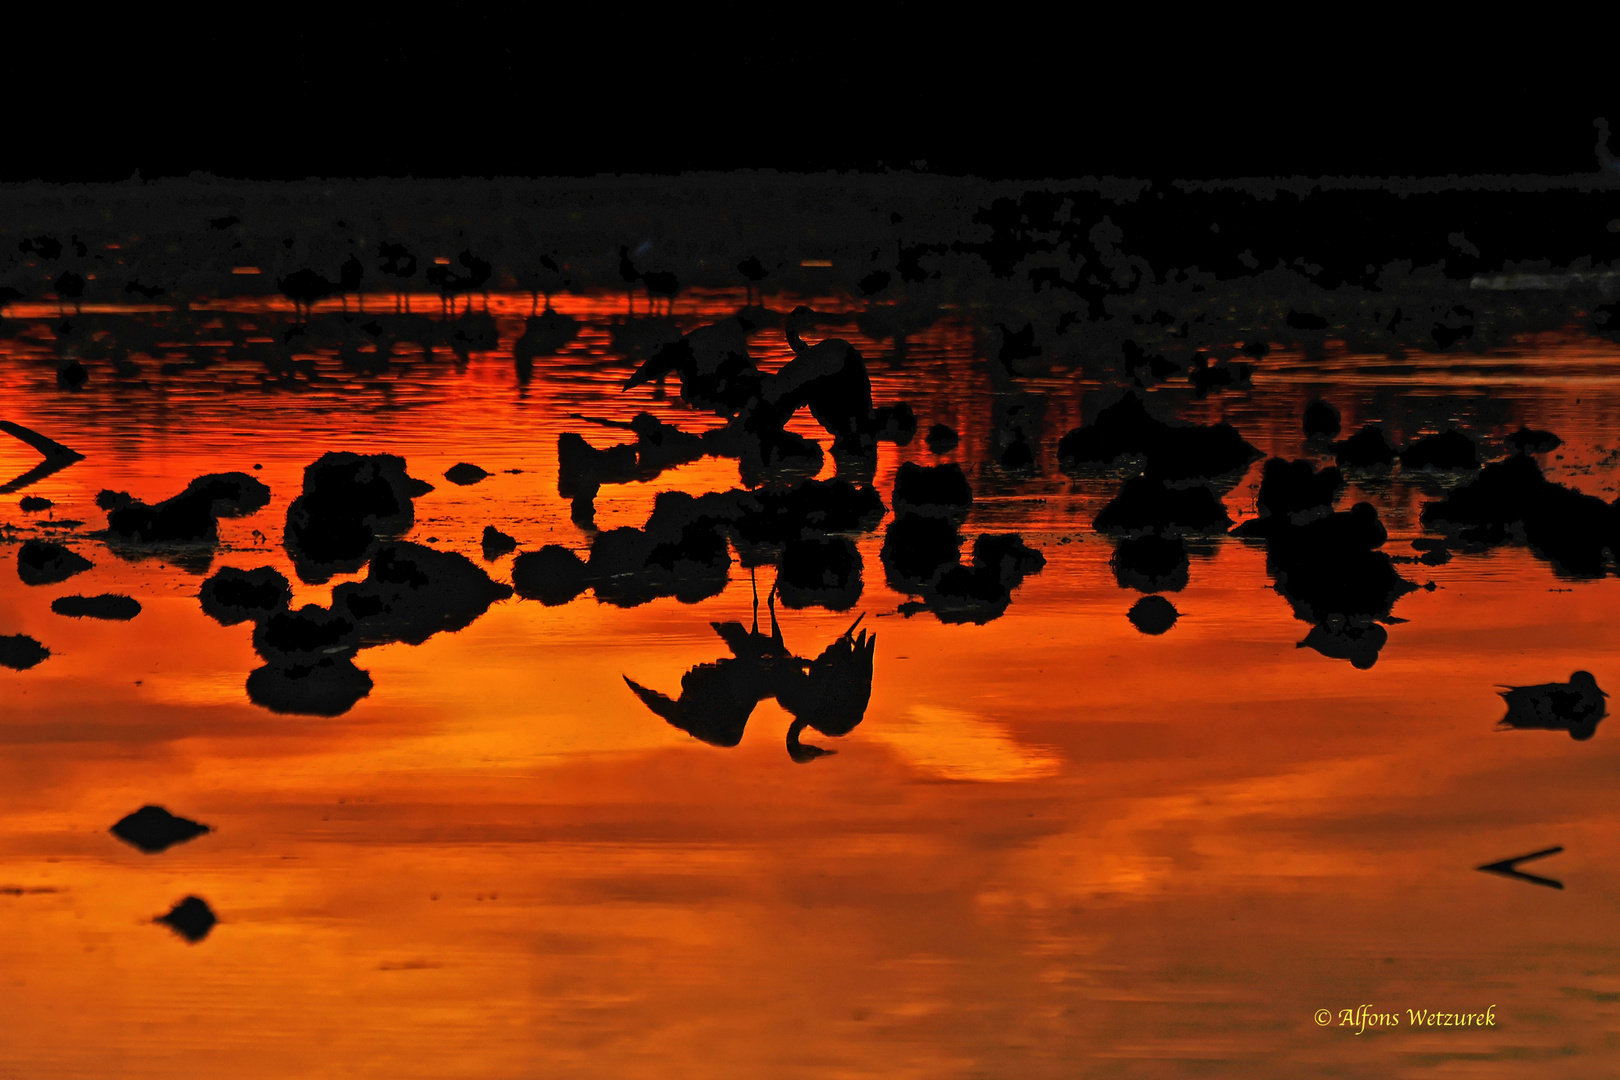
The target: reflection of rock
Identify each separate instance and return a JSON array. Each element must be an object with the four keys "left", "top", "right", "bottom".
[
  {"left": 154, "top": 896, "right": 217, "bottom": 943},
  {"left": 198, "top": 566, "right": 292, "bottom": 625},
  {"left": 51, "top": 594, "right": 141, "bottom": 620},
  {"left": 17, "top": 539, "right": 92, "bottom": 585},
  {"left": 1298, "top": 619, "right": 1388, "bottom": 669},
  {"left": 1127, "top": 595, "right": 1178, "bottom": 634},
  {"left": 284, "top": 452, "right": 432, "bottom": 583},
  {"left": 332, "top": 542, "right": 514, "bottom": 646},
  {"left": 0, "top": 633, "right": 50, "bottom": 670},
  {"left": 1093, "top": 473, "right": 1232, "bottom": 537},
  {"left": 777, "top": 536, "right": 862, "bottom": 611},
  {"left": 111, "top": 805, "right": 211, "bottom": 853},
  {"left": 246, "top": 656, "right": 374, "bottom": 716},
  {"left": 252, "top": 604, "right": 359, "bottom": 667},
  {"left": 1111, "top": 534, "right": 1189, "bottom": 592}
]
